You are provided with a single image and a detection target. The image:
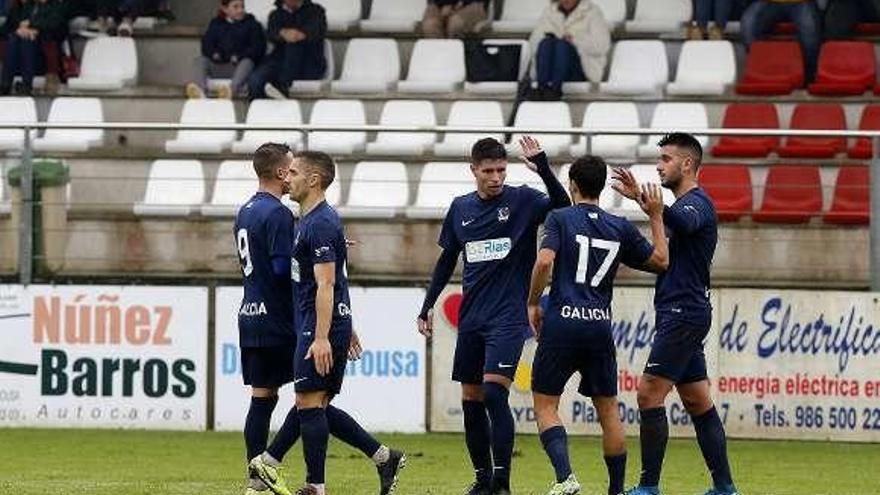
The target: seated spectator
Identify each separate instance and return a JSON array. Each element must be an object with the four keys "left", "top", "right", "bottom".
[
  {"left": 85, "top": 0, "right": 162, "bottom": 36},
  {"left": 528, "top": 0, "right": 610, "bottom": 100},
  {"left": 247, "top": 0, "right": 326, "bottom": 100},
  {"left": 185, "top": 0, "right": 265, "bottom": 99},
  {"left": 689, "top": 0, "right": 733, "bottom": 39},
  {"left": 824, "top": 0, "right": 880, "bottom": 38},
  {"left": 741, "top": 0, "right": 821, "bottom": 81},
  {"left": 1, "top": 0, "right": 66, "bottom": 95},
  {"left": 420, "top": 0, "right": 489, "bottom": 37}
]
